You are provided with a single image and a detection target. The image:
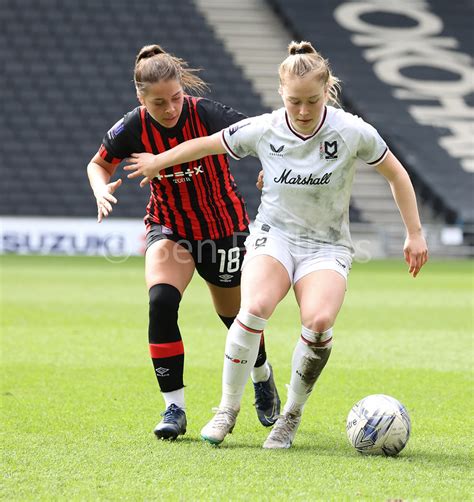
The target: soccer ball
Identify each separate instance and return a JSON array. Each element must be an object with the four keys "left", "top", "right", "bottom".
[{"left": 346, "top": 394, "right": 411, "bottom": 456}]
